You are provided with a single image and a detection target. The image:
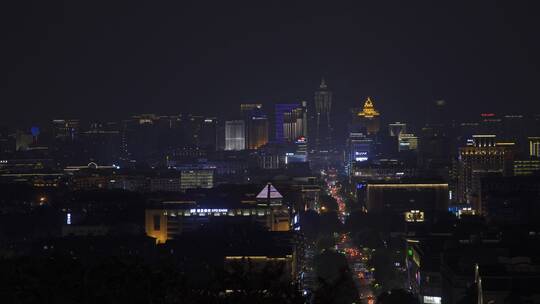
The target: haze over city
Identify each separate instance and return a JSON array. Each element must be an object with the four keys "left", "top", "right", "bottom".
[
  {"left": 2, "top": 1, "right": 540, "bottom": 126},
  {"left": 2, "top": 2, "right": 540, "bottom": 304}
]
